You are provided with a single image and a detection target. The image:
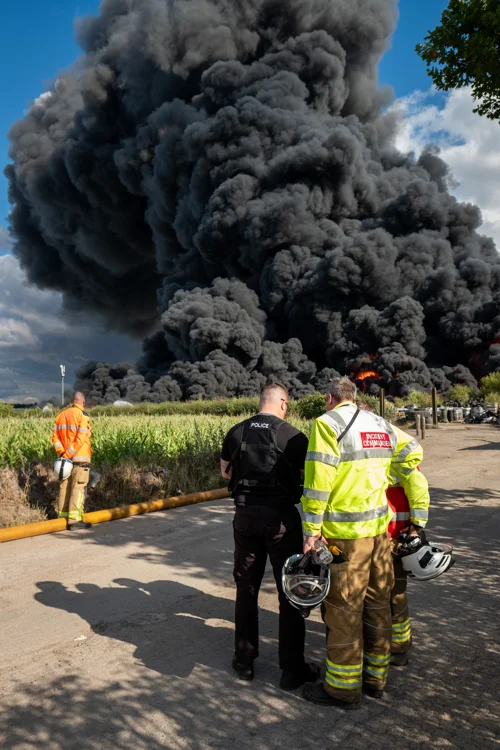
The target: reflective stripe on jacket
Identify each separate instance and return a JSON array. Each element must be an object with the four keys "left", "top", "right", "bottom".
[
  {"left": 52, "top": 403, "right": 92, "bottom": 463},
  {"left": 301, "top": 402, "right": 428, "bottom": 540},
  {"left": 387, "top": 468, "right": 430, "bottom": 538}
]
